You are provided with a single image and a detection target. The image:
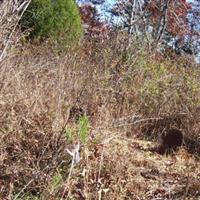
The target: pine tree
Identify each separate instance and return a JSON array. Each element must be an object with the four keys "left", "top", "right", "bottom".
[{"left": 21, "top": 0, "right": 83, "bottom": 45}]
